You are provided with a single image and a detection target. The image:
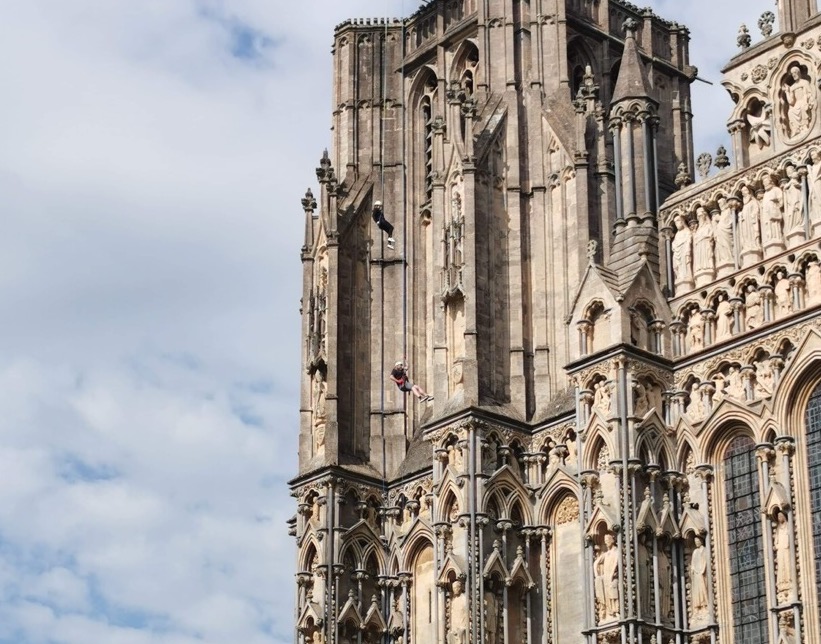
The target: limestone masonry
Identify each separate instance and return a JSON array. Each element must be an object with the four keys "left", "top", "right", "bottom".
[{"left": 290, "top": 1, "right": 821, "bottom": 642}]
